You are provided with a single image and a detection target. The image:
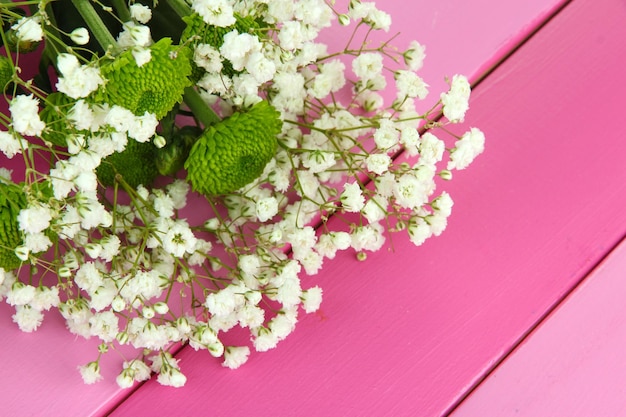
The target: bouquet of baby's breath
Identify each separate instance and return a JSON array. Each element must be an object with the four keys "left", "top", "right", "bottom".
[{"left": 0, "top": 0, "right": 484, "bottom": 387}]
